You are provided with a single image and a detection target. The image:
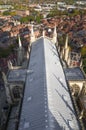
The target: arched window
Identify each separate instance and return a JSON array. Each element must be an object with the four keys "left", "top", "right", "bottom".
[
  {"left": 71, "top": 84, "right": 80, "bottom": 97},
  {"left": 12, "top": 86, "right": 20, "bottom": 99}
]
